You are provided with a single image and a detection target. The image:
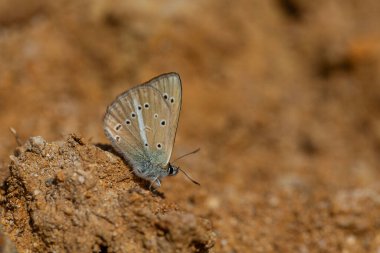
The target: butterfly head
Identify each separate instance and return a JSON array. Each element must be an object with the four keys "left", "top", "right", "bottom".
[
  {"left": 166, "top": 162, "right": 200, "bottom": 186},
  {"left": 167, "top": 163, "right": 179, "bottom": 176}
]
